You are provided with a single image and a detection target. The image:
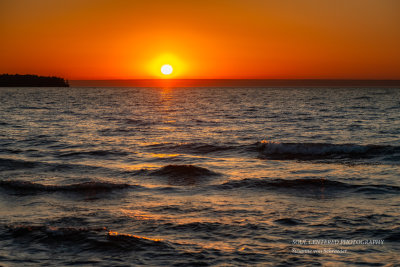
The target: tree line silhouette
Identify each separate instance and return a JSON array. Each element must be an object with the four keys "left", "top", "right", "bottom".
[{"left": 0, "top": 74, "right": 69, "bottom": 87}]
